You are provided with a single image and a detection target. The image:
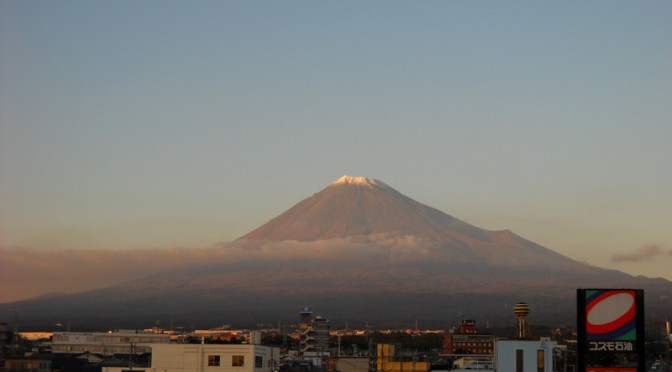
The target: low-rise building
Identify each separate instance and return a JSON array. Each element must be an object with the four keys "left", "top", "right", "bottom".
[
  {"left": 52, "top": 330, "right": 170, "bottom": 355},
  {"left": 145, "top": 343, "right": 281, "bottom": 372},
  {"left": 495, "top": 337, "right": 556, "bottom": 372},
  {"left": 1, "top": 354, "right": 51, "bottom": 372},
  {"left": 375, "top": 344, "right": 429, "bottom": 372},
  {"left": 440, "top": 320, "right": 495, "bottom": 358},
  {"left": 326, "top": 356, "right": 369, "bottom": 372}
]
